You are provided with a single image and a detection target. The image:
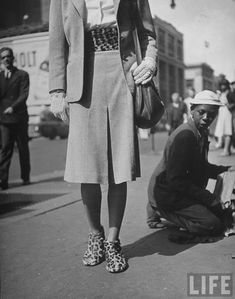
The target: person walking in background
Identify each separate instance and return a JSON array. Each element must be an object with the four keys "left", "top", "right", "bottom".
[
  {"left": 0, "top": 47, "right": 30, "bottom": 190},
  {"left": 166, "top": 92, "right": 187, "bottom": 135},
  {"left": 227, "top": 81, "right": 235, "bottom": 147},
  {"left": 214, "top": 79, "right": 233, "bottom": 156},
  {"left": 147, "top": 90, "right": 234, "bottom": 242},
  {"left": 49, "top": 0, "right": 157, "bottom": 273},
  {"left": 184, "top": 86, "right": 195, "bottom": 117}
]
